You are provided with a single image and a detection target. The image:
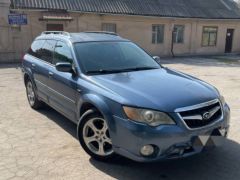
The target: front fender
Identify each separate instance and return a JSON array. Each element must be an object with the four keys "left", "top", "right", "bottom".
[
  {"left": 77, "top": 93, "right": 119, "bottom": 140},
  {"left": 77, "top": 93, "right": 113, "bottom": 123}
]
